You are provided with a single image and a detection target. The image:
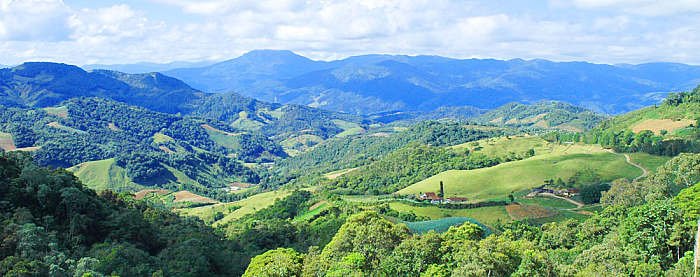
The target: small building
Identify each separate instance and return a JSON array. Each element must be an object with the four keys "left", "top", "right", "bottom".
[{"left": 419, "top": 192, "right": 442, "bottom": 202}]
